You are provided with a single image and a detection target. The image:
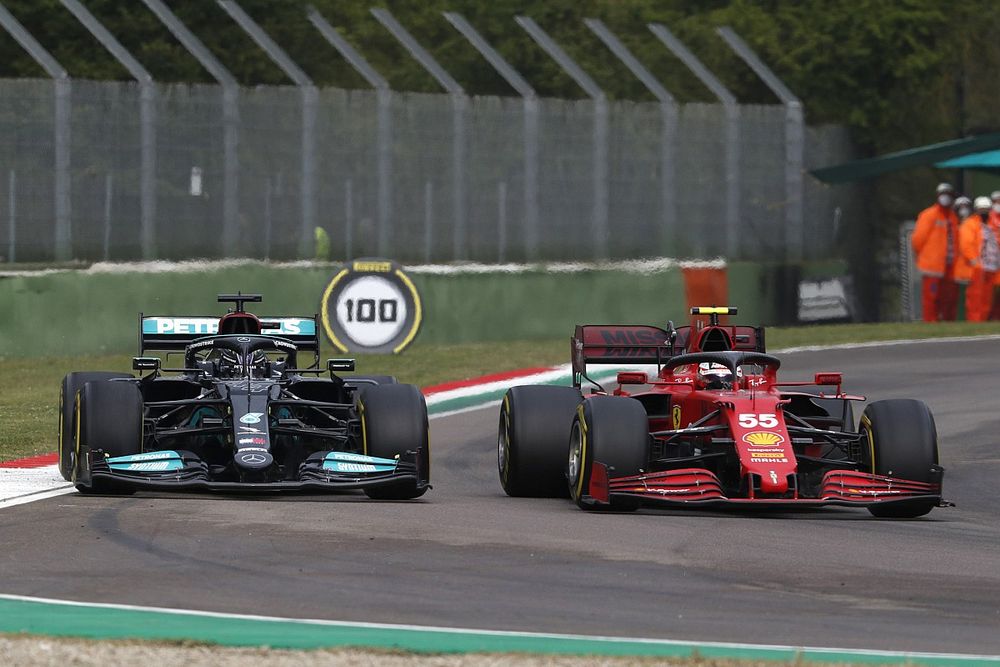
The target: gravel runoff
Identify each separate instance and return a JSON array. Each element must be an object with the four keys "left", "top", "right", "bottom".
[{"left": 0, "top": 636, "right": 852, "bottom": 667}]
